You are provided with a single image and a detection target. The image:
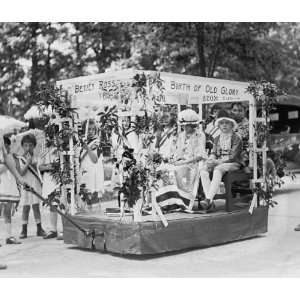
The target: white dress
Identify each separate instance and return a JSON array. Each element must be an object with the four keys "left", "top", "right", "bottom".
[
  {"left": 80, "top": 139, "right": 104, "bottom": 194},
  {"left": 156, "top": 127, "right": 177, "bottom": 160},
  {"left": 0, "top": 161, "right": 20, "bottom": 203},
  {"left": 173, "top": 129, "right": 207, "bottom": 194}
]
